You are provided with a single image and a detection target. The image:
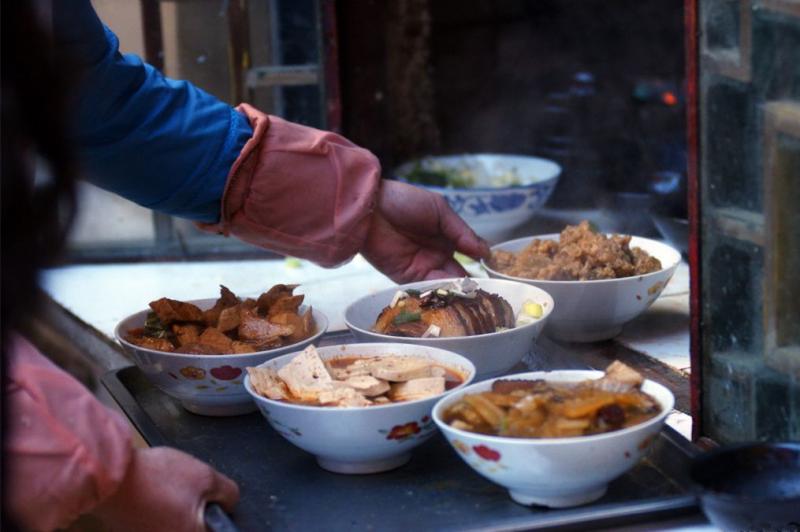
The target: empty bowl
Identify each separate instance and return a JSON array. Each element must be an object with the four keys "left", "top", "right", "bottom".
[
  {"left": 115, "top": 298, "right": 328, "bottom": 416},
  {"left": 395, "top": 153, "right": 561, "bottom": 243},
  {"left": 433, "top": 370, "right": 674, "bottom": 508},
  {"left": 245, "top": 343, "right": 475, "bottom": 474},
  {"left": 483, "top": 235, "right": 681, "bottom": 342},
  {"left": 344, "top": 278, "right": 554, "bottom": 379}
]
